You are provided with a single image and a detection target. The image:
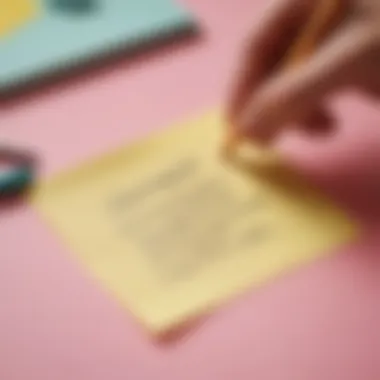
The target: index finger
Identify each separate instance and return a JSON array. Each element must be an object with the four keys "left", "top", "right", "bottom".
[{"left": 227, "top": 0, "right": 315, "bottom": 123}]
